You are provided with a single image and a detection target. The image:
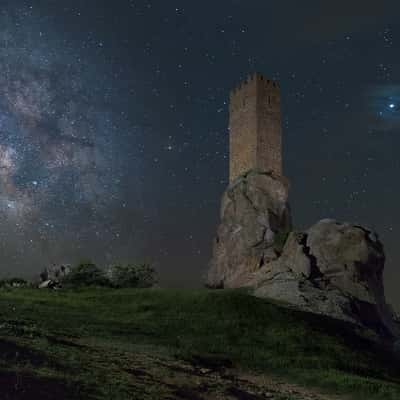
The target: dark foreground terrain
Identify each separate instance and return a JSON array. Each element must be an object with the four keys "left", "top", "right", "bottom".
[{"left": 0, "top": 287, "right": 398, "bottom": 399}]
